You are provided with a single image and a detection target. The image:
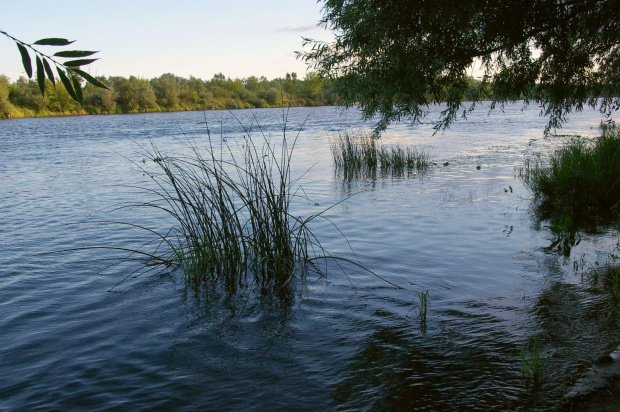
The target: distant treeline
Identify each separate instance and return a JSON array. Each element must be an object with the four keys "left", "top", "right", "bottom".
[
  {"left": 0, "top": 72, "right": 337, "bottom": 118},
  {"left": 0, "top": 72, "right": 493, "bottom": 119}
]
